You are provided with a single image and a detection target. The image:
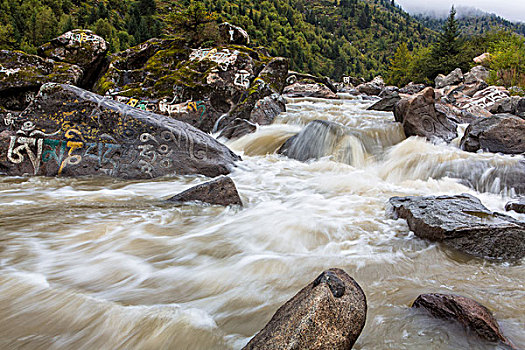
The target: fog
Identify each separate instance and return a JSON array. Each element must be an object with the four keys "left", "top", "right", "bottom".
[{"left": 395, "top": 0, "right": 525, "bottom": 23}]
